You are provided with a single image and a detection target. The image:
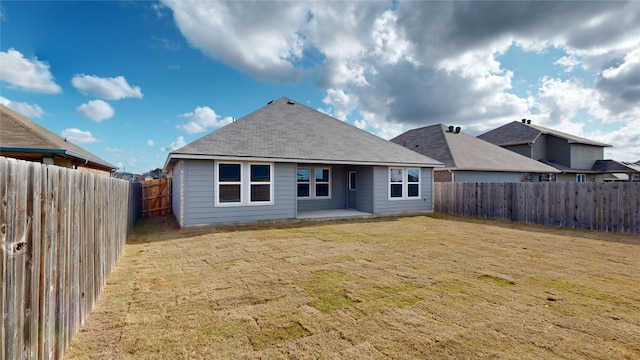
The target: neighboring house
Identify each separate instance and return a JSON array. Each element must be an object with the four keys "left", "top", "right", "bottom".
[
  {"left": 592, "top": 160, "right": 640, "bottom": 182},
  {"left": 391, "top": 124, "right": 559, "bottom": 182},
  {"left": 478, "top": 119, "right": 611, "bottom": 182},
  {"left": 163, "top": 97, "right": 442, "bottom": 227},
  {"left": 0, "top": 104, "right": 115, "bottom": 175}
]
